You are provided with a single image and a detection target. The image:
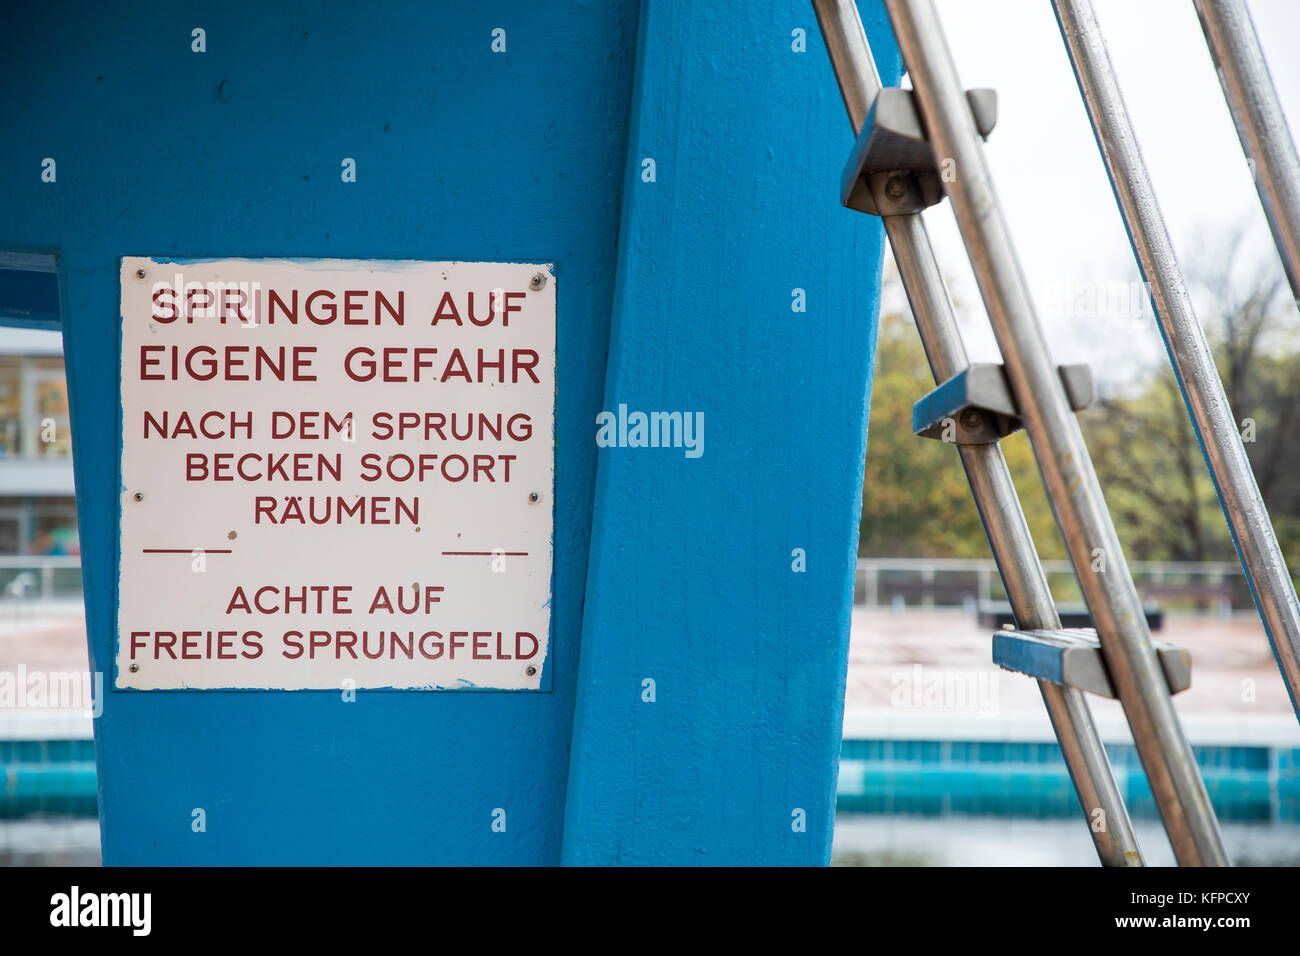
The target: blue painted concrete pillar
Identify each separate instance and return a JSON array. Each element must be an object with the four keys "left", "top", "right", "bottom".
[
  {"left": 562, "top": 2, "right": 900, "bottom": 864},
  {"left": 2, "top": 0, "right": 638, "bottom": 864}
]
